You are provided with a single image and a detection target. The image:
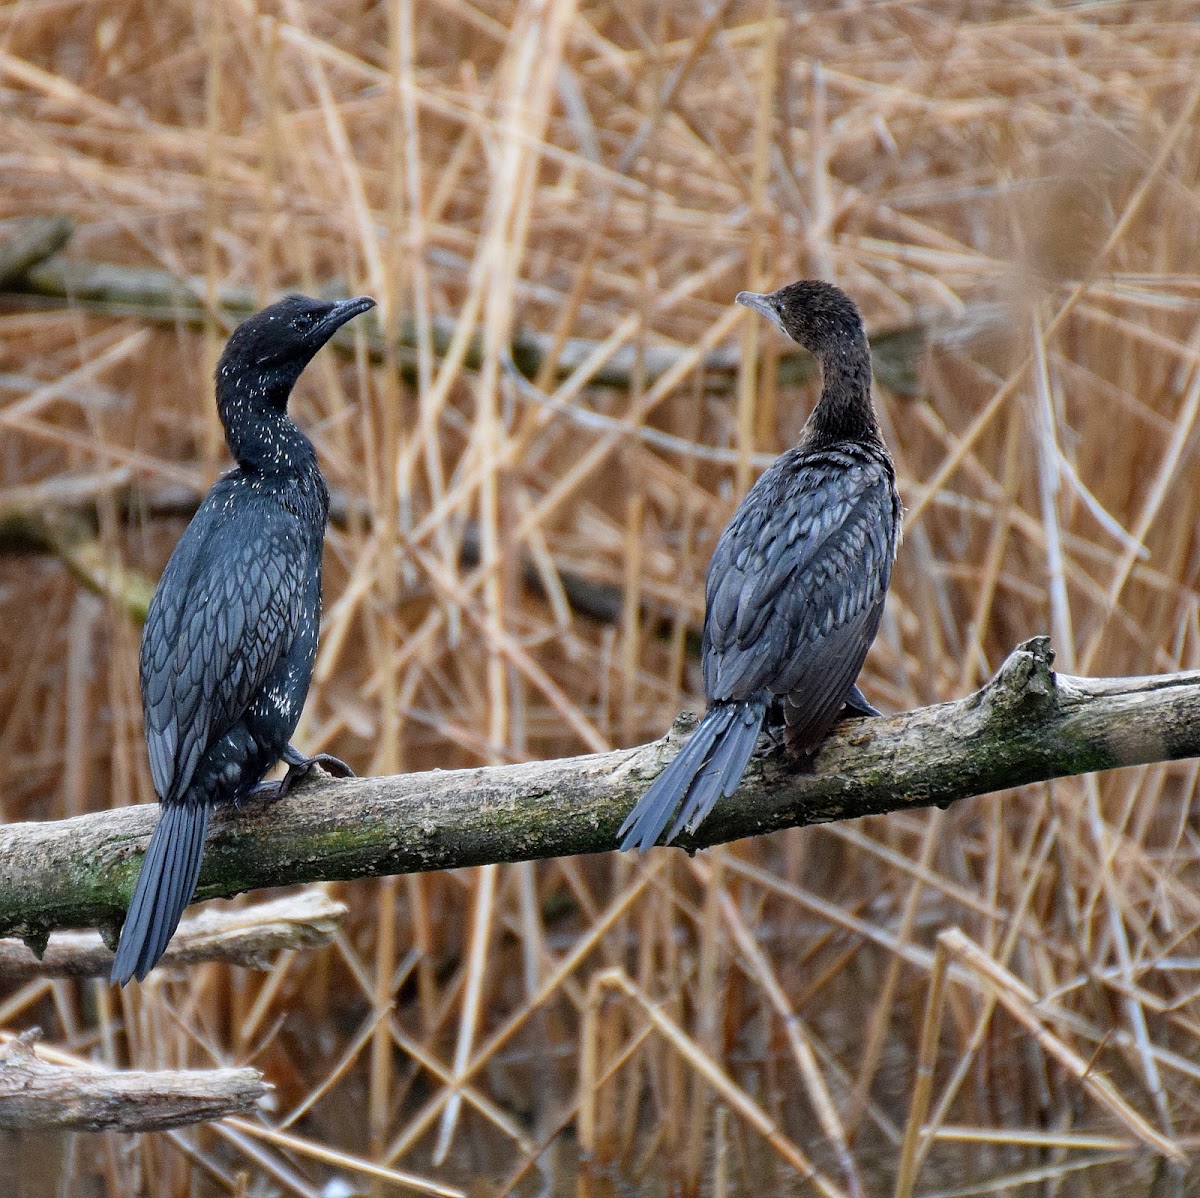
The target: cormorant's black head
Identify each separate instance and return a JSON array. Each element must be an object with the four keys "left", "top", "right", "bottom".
[
  {"left": 217, "top": 294, "right": 376, "bottom": 407},
  {"left": 736, "top": 281, "right": 864, "bottom": 356}
]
